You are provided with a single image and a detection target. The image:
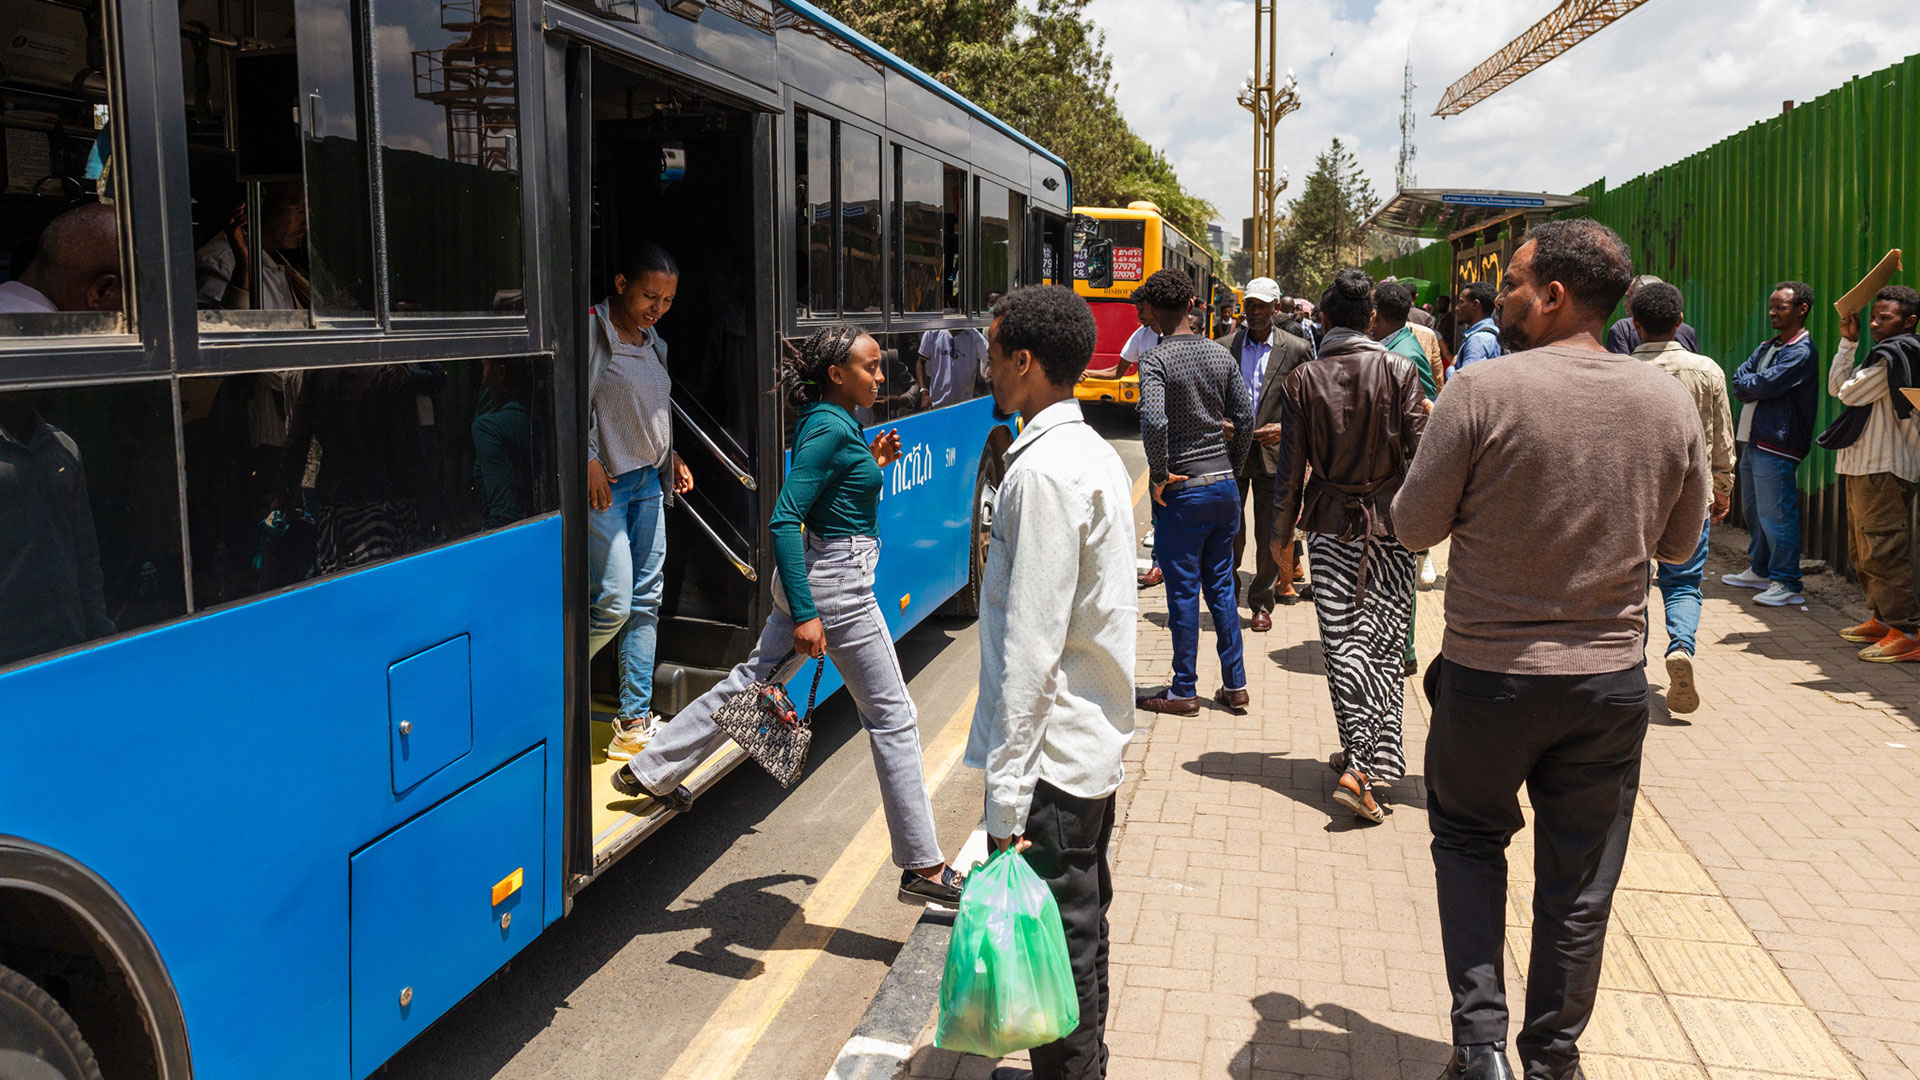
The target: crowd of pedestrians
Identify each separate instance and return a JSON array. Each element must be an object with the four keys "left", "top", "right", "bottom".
[{"left": 585, "top": 220, "right": 1918, "bottom": 1080}]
